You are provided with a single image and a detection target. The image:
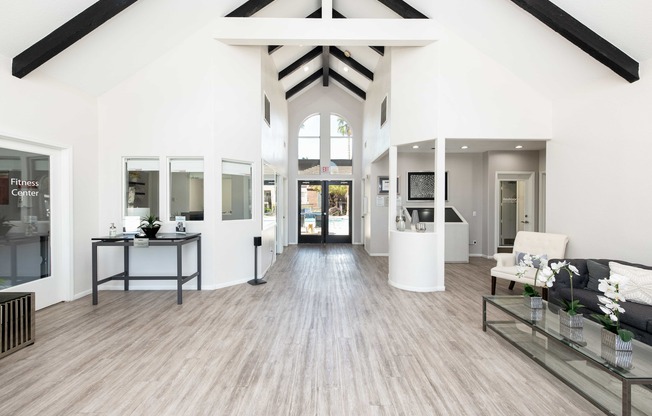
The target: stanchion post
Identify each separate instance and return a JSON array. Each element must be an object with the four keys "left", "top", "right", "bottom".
[{"left": 248, "top": 236, "right": 266, "bottom": 285}]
